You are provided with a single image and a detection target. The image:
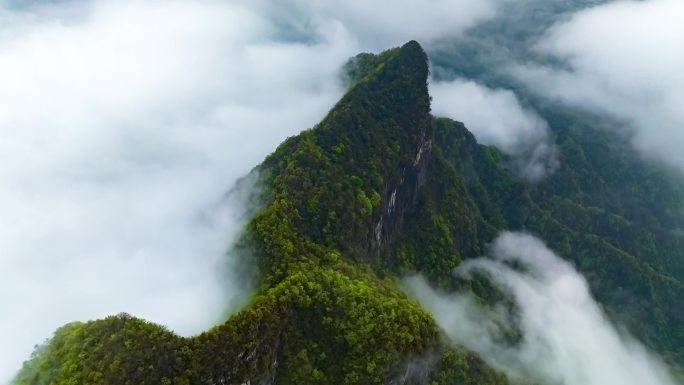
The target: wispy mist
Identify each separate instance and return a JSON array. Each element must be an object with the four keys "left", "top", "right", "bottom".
[
  {"left": 0, "top": 0, "right": 518, "bottom": 383},
  {"left": 0, "top": 1, "right": 348, "bottom": 382},
  {"left": 406, "top": 232, "right": 677, "bottom": 385},
  {"left": 513, "top": 0, "right": 684, "bottom": 173},
  {"left": 430, "top": 79, "right": 557, "bottom": 180},
  {"left": 5, "top": 0, "right": 679, "bottom": 383},
  {"left": 237, "top": 0, "right": 502, "bottom": 49}
]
